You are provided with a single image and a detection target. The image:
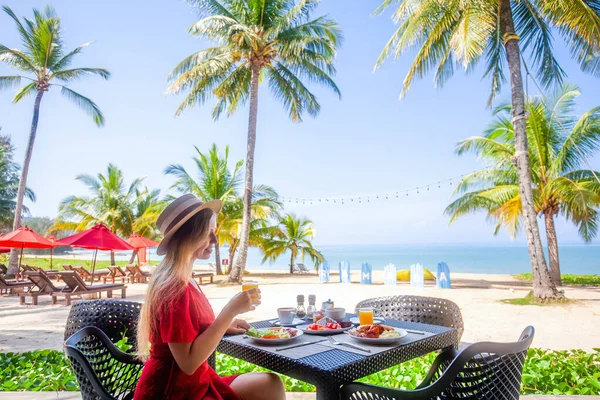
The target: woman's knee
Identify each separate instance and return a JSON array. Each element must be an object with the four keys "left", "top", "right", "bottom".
[{"left": 231, "top": 372, "right": 285, "bottom": 399}]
